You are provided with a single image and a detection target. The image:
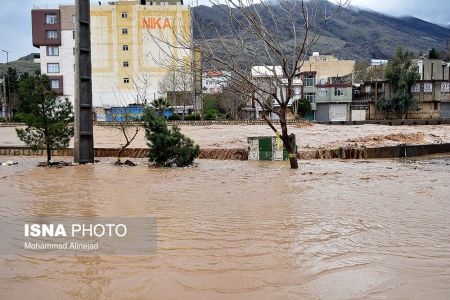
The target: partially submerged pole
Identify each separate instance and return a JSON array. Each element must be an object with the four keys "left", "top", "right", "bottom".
[{"left": 74, "top": 0, "right": 94, "bottom": 163}]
